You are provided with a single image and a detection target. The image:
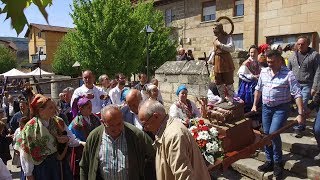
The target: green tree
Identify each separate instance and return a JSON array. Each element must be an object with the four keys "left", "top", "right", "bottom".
[
  {"left": 0, "top": 45, "right": 17, "bottom": 73},
  {"left": 0, "top": 0, "right": 52, "bottom": 34},
  {"left": 67, "top": 0, "right": 176, "bottom": 77},
  {"left": 133, "top": 2, "right": 177, "bottom": 75},
  {"left": 52, "top": 33, "right": 79, "bottom": 77}
]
